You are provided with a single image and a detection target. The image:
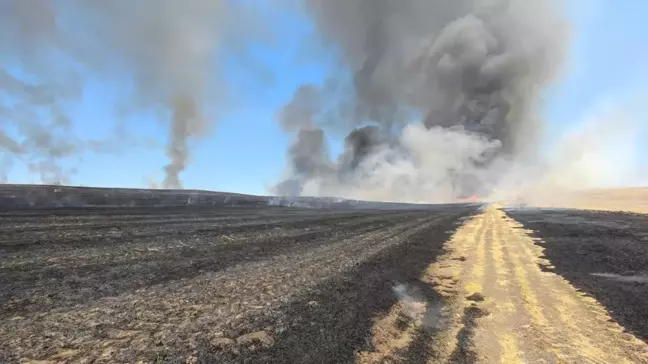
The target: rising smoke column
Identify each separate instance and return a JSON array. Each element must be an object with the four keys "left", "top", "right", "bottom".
[
  {"left": 276, "top": 0, "right": 567, "bottom": 201},
  {"left": 275, "top": 85, "right": 334, "bottom": 196},
  {"left": 0, "top": 0, "right": 274, "bottom": 187}
]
